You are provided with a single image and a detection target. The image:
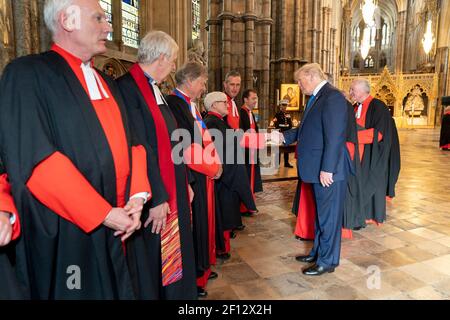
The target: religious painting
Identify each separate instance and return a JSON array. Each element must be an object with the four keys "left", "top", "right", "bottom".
[{"left": 280, "top": 84, "right": 300, "bottom": 111}]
